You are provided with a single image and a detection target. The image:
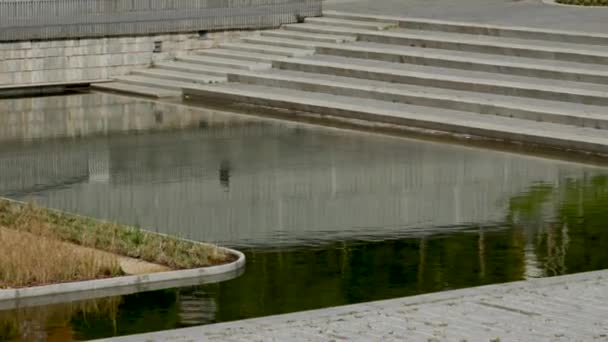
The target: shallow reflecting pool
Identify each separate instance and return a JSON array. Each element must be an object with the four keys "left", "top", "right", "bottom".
[{"left": 1, "top": 93, "right": 607, "bottom": 340}]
